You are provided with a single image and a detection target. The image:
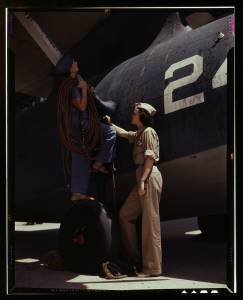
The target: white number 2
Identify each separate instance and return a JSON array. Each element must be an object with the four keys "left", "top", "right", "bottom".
[
  {"left": 163, "top": 55, "right": 227, "bottom": 114},
  {"left": 164, "top": 55, "right": 204, "bottom": 114}
]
